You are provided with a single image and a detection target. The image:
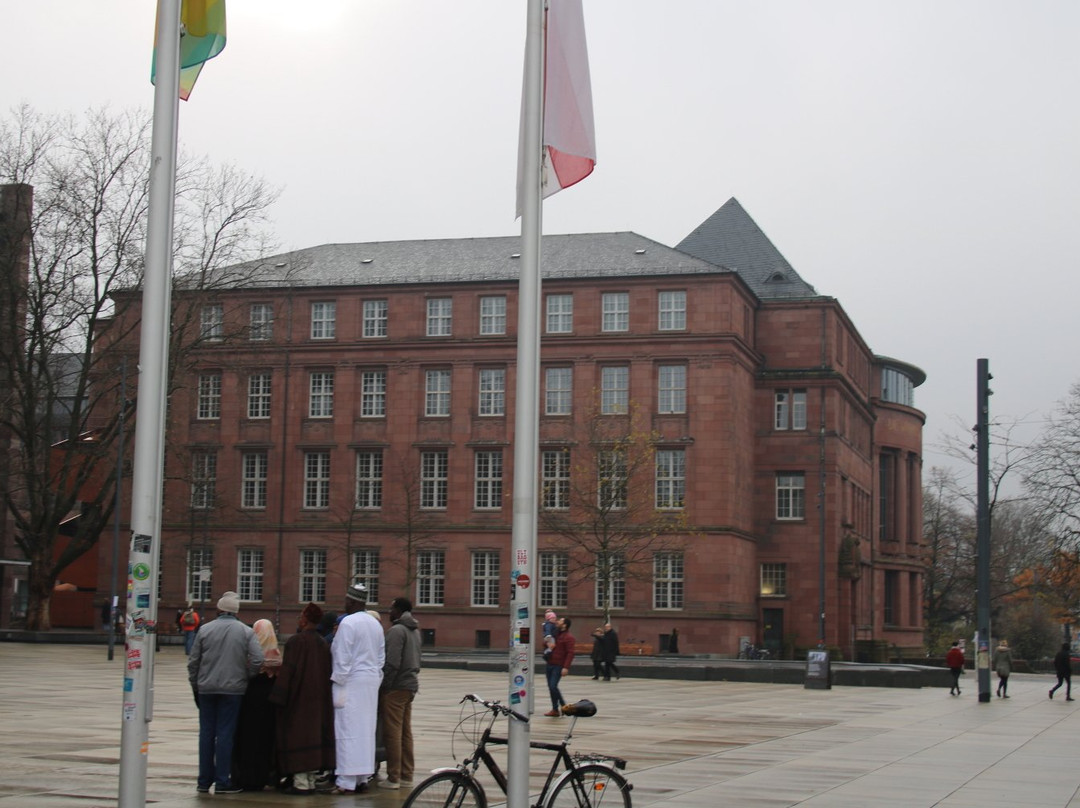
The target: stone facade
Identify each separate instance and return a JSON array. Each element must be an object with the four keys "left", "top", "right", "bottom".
[{"left": 93, "top": 200, "right": 926, "bottom": 658}]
